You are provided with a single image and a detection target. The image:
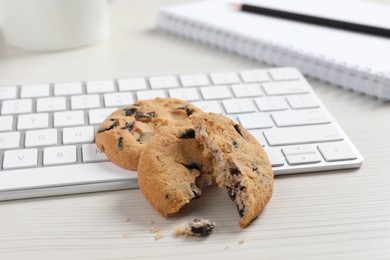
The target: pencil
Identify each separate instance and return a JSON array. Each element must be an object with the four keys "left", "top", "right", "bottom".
[{"left": 231, "top": 3, "right": 390, "bottom": 38}]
